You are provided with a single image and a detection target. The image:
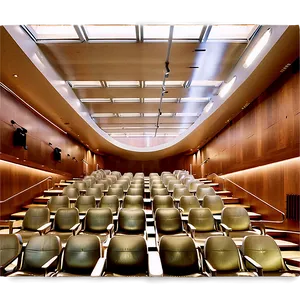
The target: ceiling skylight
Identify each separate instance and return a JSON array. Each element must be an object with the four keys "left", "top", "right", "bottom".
[
  {"left": 176, "top": 112, "right": 199, "bottom": 117},
  {"left": 161, "top": 113, "right": 174, "bottom": 117},
  {"left": 106, "top": 81, "right": 140, "bottom": 87},
  {"left": 113, "top": 98, "right": 140, "bottom": 103},
  {"left": 144, "top": 113, "right": 159, "bottom": 117},
  {"left": 91, "top": 113, "right": 116, "bottom": 118},
  {"left": 173, "top": 25, "right": 204, "bottom": 39},
  {"left": 118, "top": 113, "right": 141, "bottom": 117},
  {"left": 208, "top": 25, "right": 257, "bottom": 40},
  {"left": 189, "top": 80, "right": 223, "bottom": 87},
  {"left": 180, "top": 97, "right": 210, "bottom": 102},
  {"left": 26, "top": 25, "right": 79, "bottom": 40},
  {"left": 144, "top": 81, "right": 184, "bottom": 87},
  {"left": 81, "top": 98, "right": 111, "bottom": 103},
  {"left": 143, "top": 25, "right": 170, "bottom": 39},
  {"left": 83, "top": 25, "right": 136, "bottom": 39},
  {"left": 68, "top": 81, "right": 102, "bottom": 88}
]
